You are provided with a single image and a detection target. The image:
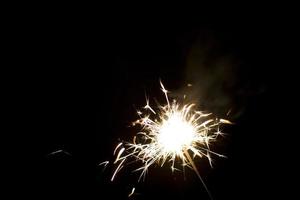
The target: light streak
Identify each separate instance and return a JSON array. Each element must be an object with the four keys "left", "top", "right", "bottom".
[{"left": 128, "top": 187, "right": 135, "bottom": 197}]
